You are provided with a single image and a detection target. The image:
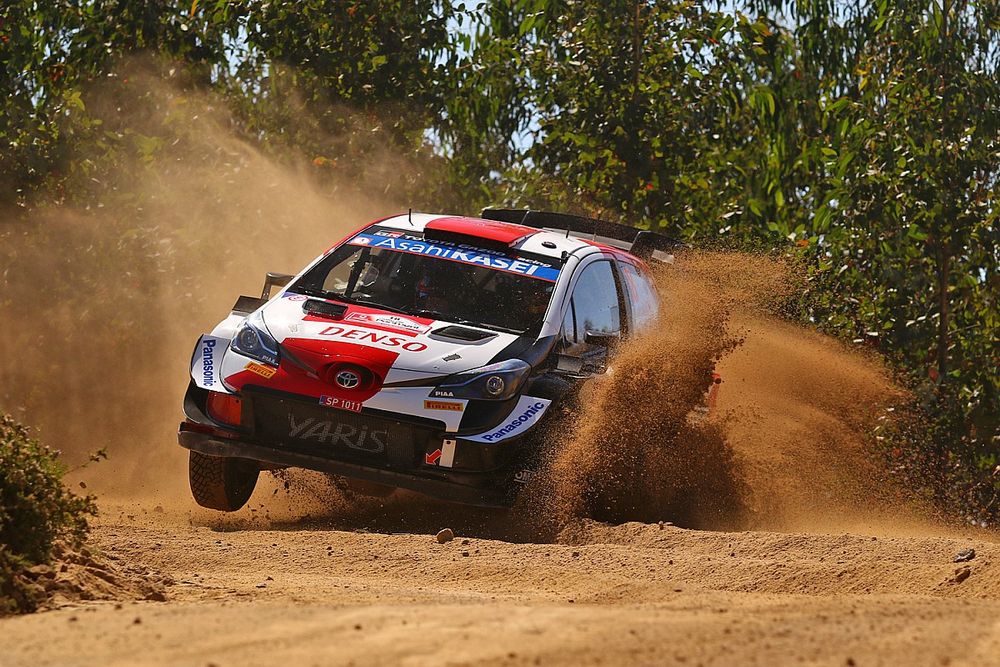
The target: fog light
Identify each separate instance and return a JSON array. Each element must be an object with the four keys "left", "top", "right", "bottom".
[
  {"left": 206, "top": 392, "right": 242, "bottom": 426},
  {"left": 485, "top": 375, "right": 505, "bottom": 396}
]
